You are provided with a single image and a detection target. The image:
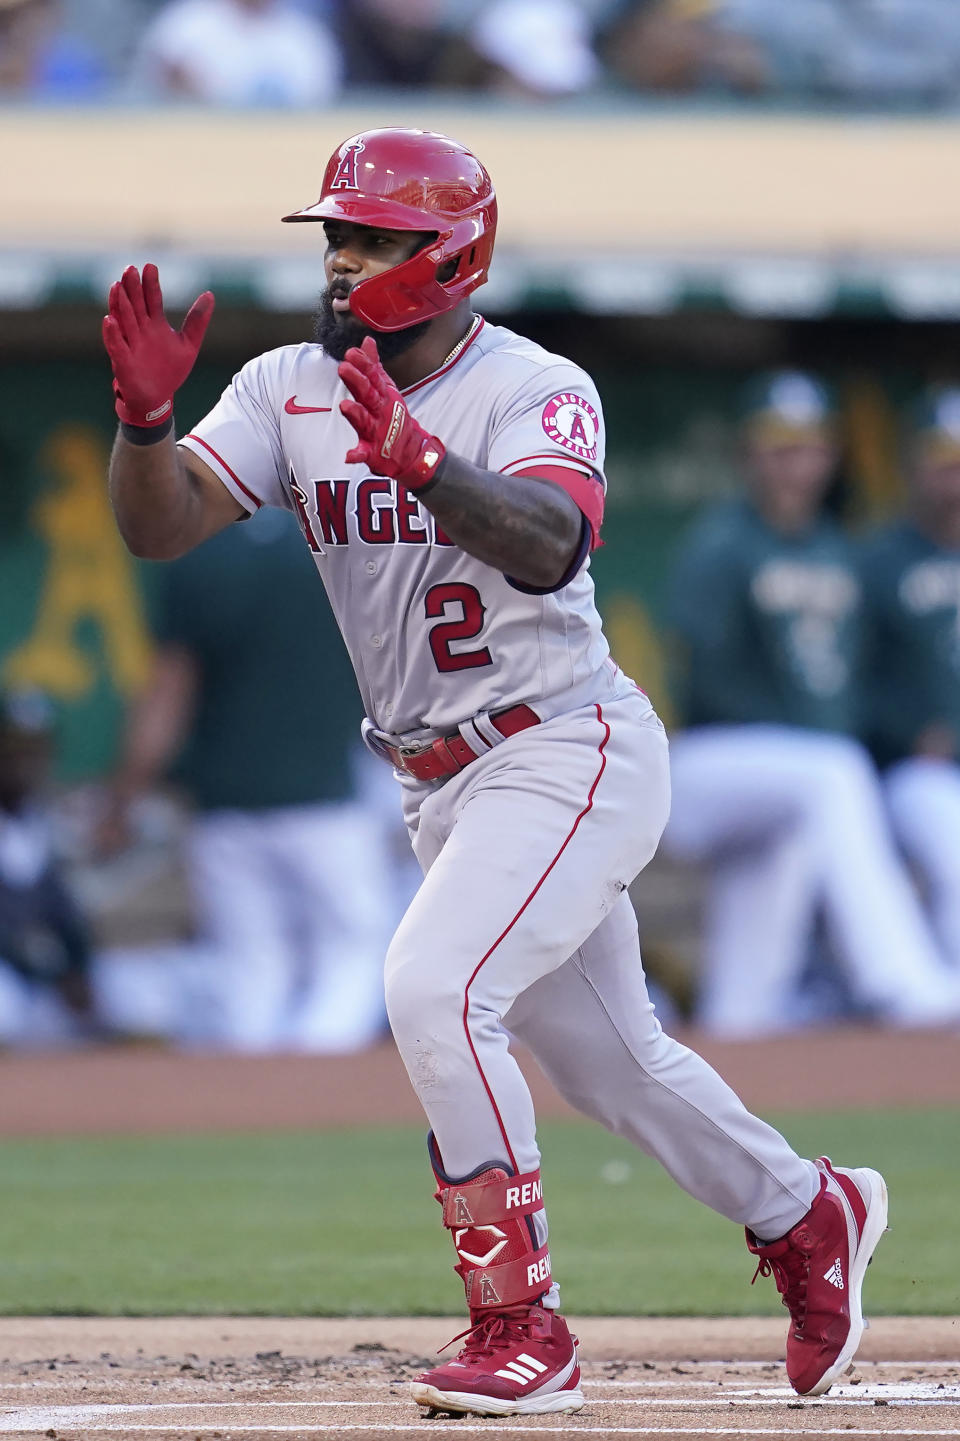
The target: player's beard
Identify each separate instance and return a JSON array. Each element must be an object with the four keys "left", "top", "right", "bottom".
[{"left": 312, "top": 289, "right": 431, "bottom": 363}]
